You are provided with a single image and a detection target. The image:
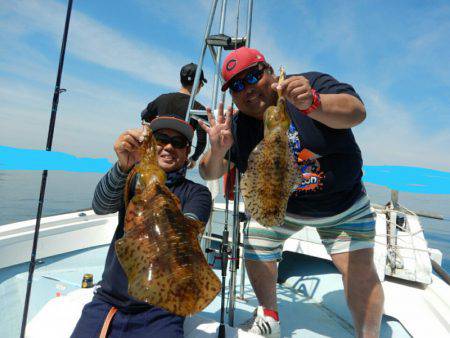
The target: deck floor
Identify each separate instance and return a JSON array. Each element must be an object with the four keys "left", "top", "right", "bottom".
[{"left": 0, "top": 245, "right": 410, "bottom": 337}]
